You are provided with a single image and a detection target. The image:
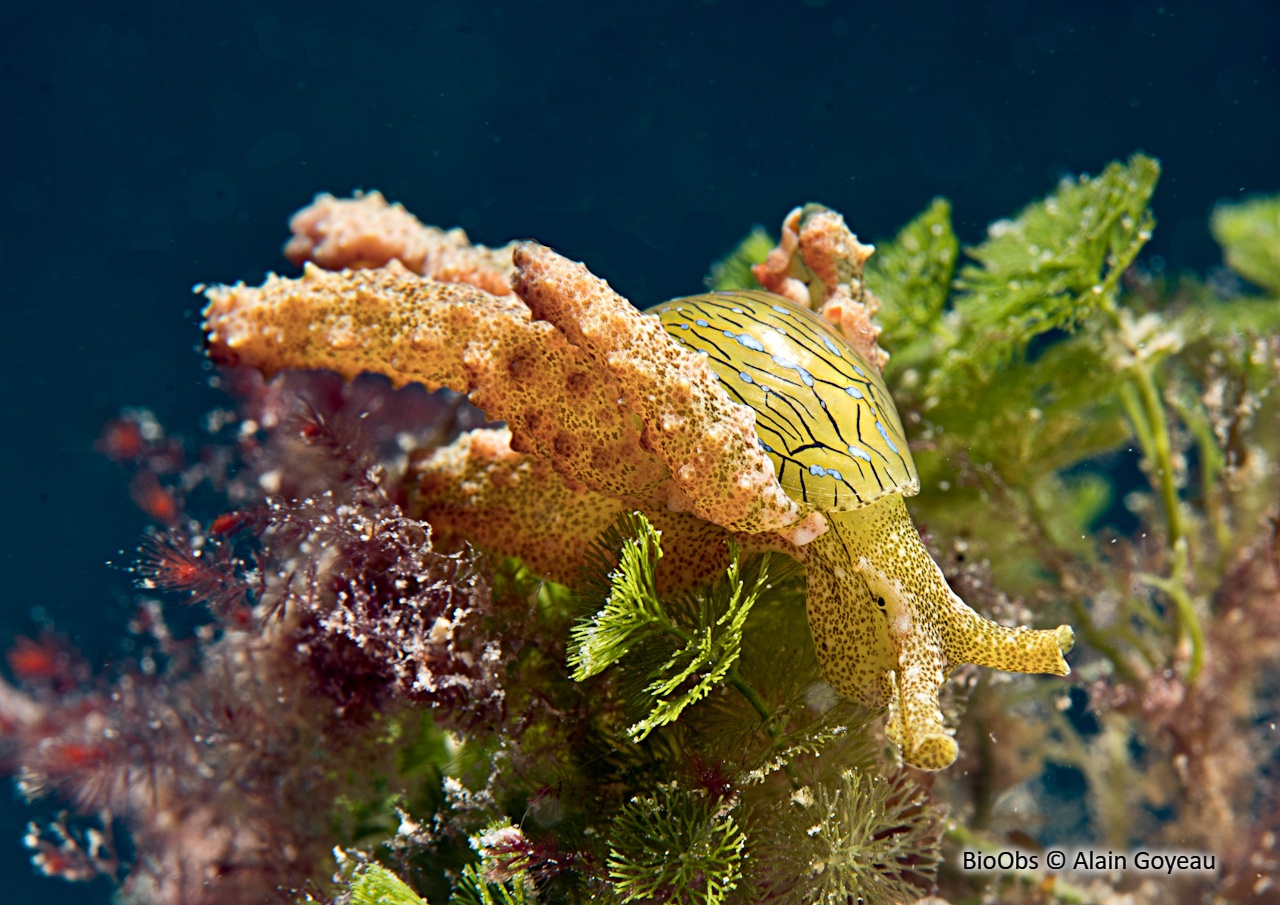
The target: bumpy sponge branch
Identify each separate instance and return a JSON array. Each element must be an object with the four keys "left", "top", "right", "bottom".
[
  {"left": 203, "top": 245, "right": 816, "bottom": 536},
  {"left": 512, "top": 242, "right": 816, "bottom": 536},
  {"left": 407, "top": 428, "right": 735, "bottom": 595},
  {"left": 204, "top": 263, "right": 666, "bottom": 501},
  {"left": 407, "top": 428, "right": 626, "bottom": 583},
  {"left": 284, "top": 190, "right": 516, "bottom": 295},
  {"left": 752, "top": 204, "right": 889, "bottom": 372}
]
